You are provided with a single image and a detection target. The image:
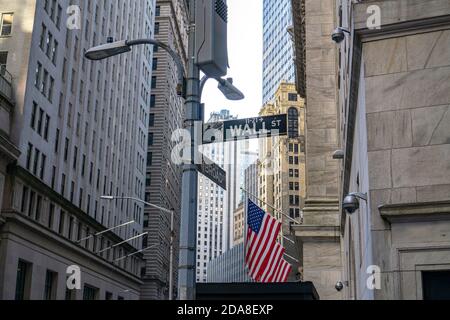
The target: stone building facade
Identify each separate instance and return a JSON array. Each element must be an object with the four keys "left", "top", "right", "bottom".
[
  {"left": 337, "top": 0, "right": 450, "bottom": 300},
  {"left": 0, "top": 0, "right": 155, "bottom": 300},
  {"left": 290, "top": 0, "right": 343, "bottom": 299},
  {"left": 233, "top": 202, "right": 244, "bottom": 246}
]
